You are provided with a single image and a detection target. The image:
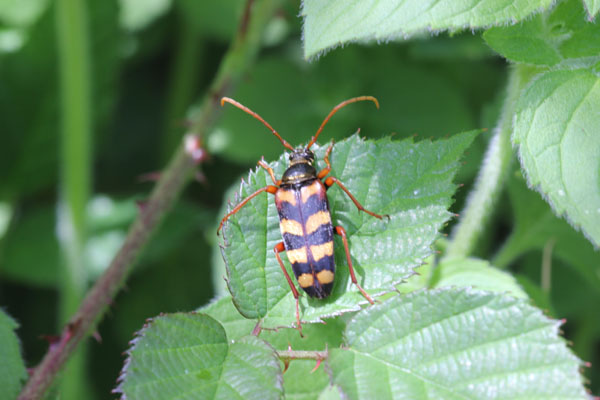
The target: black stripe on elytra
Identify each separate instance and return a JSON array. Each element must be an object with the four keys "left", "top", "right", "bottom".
[
  {"left": 283, "top": 222, "right": 334, "bottom": 253},
  {"left": 276, "top": 197, "right": 302, "bottom": 223},
  {"left": 302, "top": 191, "right": 330, "bottom": 212},
  {"left": 309, "top": 254, "right": 335, "bottom": 273},
  {"left": 282, "top": 232, "right": 304, "bottom": 251},
  {"left": 306, "top": 223, "right": 334, "bottom": 245},
  {"left": 291, "top": 261, "right": 311, "bottom": 277}
]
